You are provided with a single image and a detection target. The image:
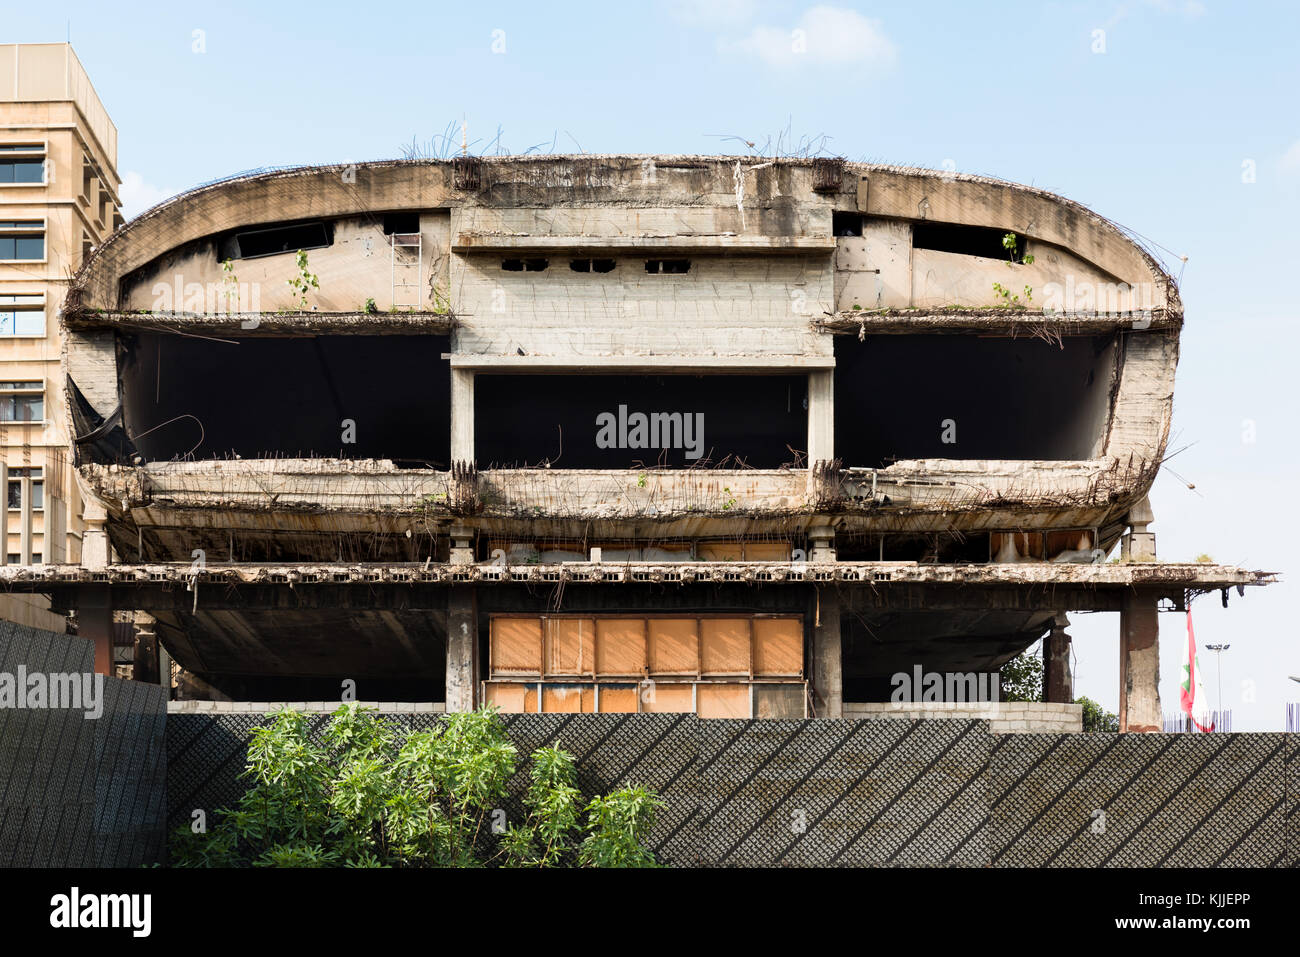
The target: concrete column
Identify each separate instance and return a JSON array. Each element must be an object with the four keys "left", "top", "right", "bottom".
[
  {"left": 81, "top": 493, "right": 110, "bottom": 569},
  {"left": 450, "top": 369, "right": 475, "bottom": 464},
  {"left": 132, "top": 612, "right": 159, "bottom": 684},
  {"left": 1119, "top": 591, "right": 1162, "bottom": 732},
  {"left": 808, "top": 526, "right": 836, "bottom": 563},
  {"left": 0, "top": 462, "right": 7, "bottom": 566},
  {"left": 1043, "top": 613, "right": 1073, "bottom": 703},
  {"left": 448, "top": 524, "right": 475, "bottom": 565},
  {"left": 812, "top": 586, "right": 842, "bottom": 718},
  {"left": 19, "top": 475, "right": 32, "bottom": 564},
  {"left": 1121, "top": 495, "right": 1156, "bottom": 561},
  {"left": 806, "top": 369, "right": 834, "bottom": 465},
  {"left": 77, "top": 585, "right": 114, "bottom": 677},
  {"left": 446, "top": 587, "right": 479, "bottom": 712}
]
